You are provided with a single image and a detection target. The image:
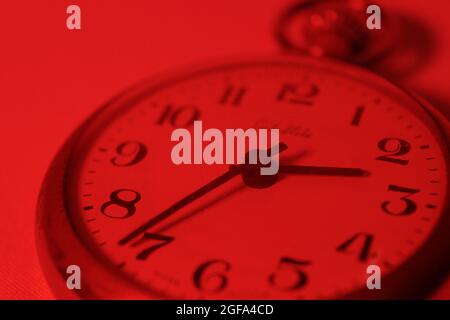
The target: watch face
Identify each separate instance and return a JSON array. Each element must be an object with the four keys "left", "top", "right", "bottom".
[{"left": 40, "top": 56, "right": 449, "bottom": 299}]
